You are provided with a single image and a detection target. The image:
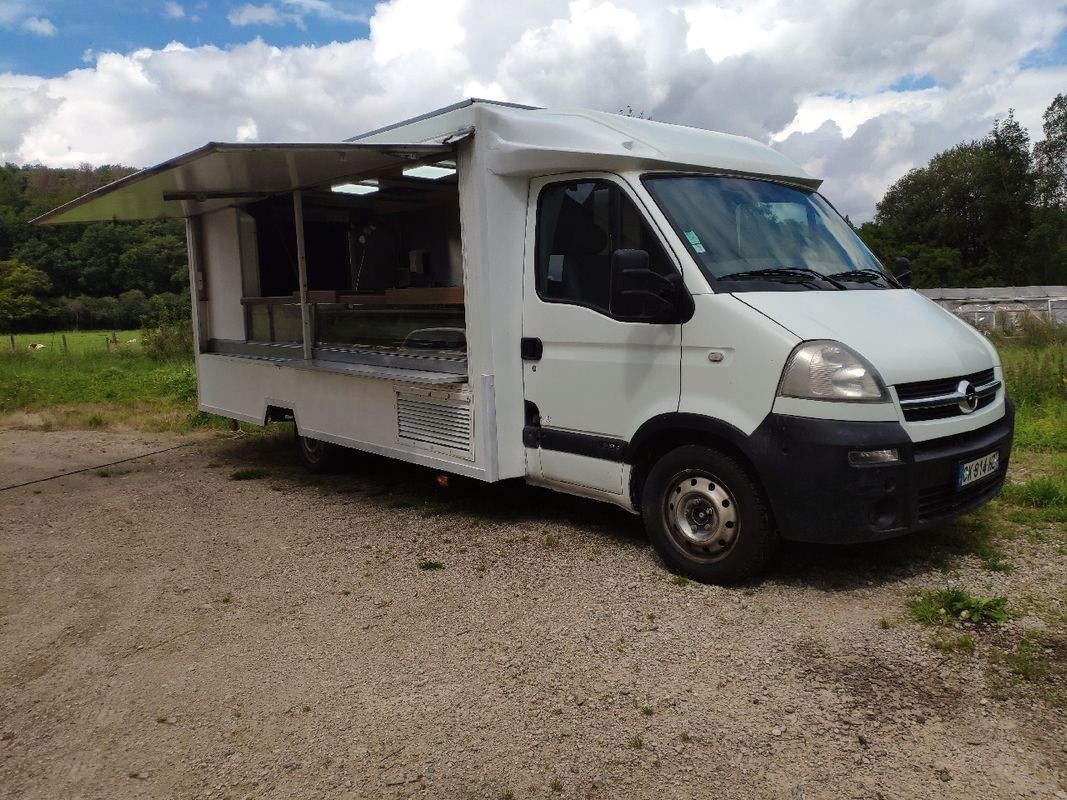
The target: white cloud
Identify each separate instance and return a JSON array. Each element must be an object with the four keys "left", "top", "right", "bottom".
[
  {"left": 0, "top": 1, "right": 30, "bottom": 26},
  {"left": 228, "top": 4, "right": 287, "bottom": 27},
  {"left": 684, "top": 1, "right": 787, "bottom": 63},
  {"left": 235, "top": 117, "right": 259, "bottom": 142},
  {"left": 21, "top": 16, "right": 56, "bottom": 36},
  {"left": 163, "top": 2, "right": 186, "bottom": 20},
  {"left": 281, "top": 0, "right": 366, "bottom": 22},
  {"left": 2, "top": 0, "right": 1066, "bottom": 221},
  {"left": 228, "top": 0, "right": 364, "bottom": 28}
]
